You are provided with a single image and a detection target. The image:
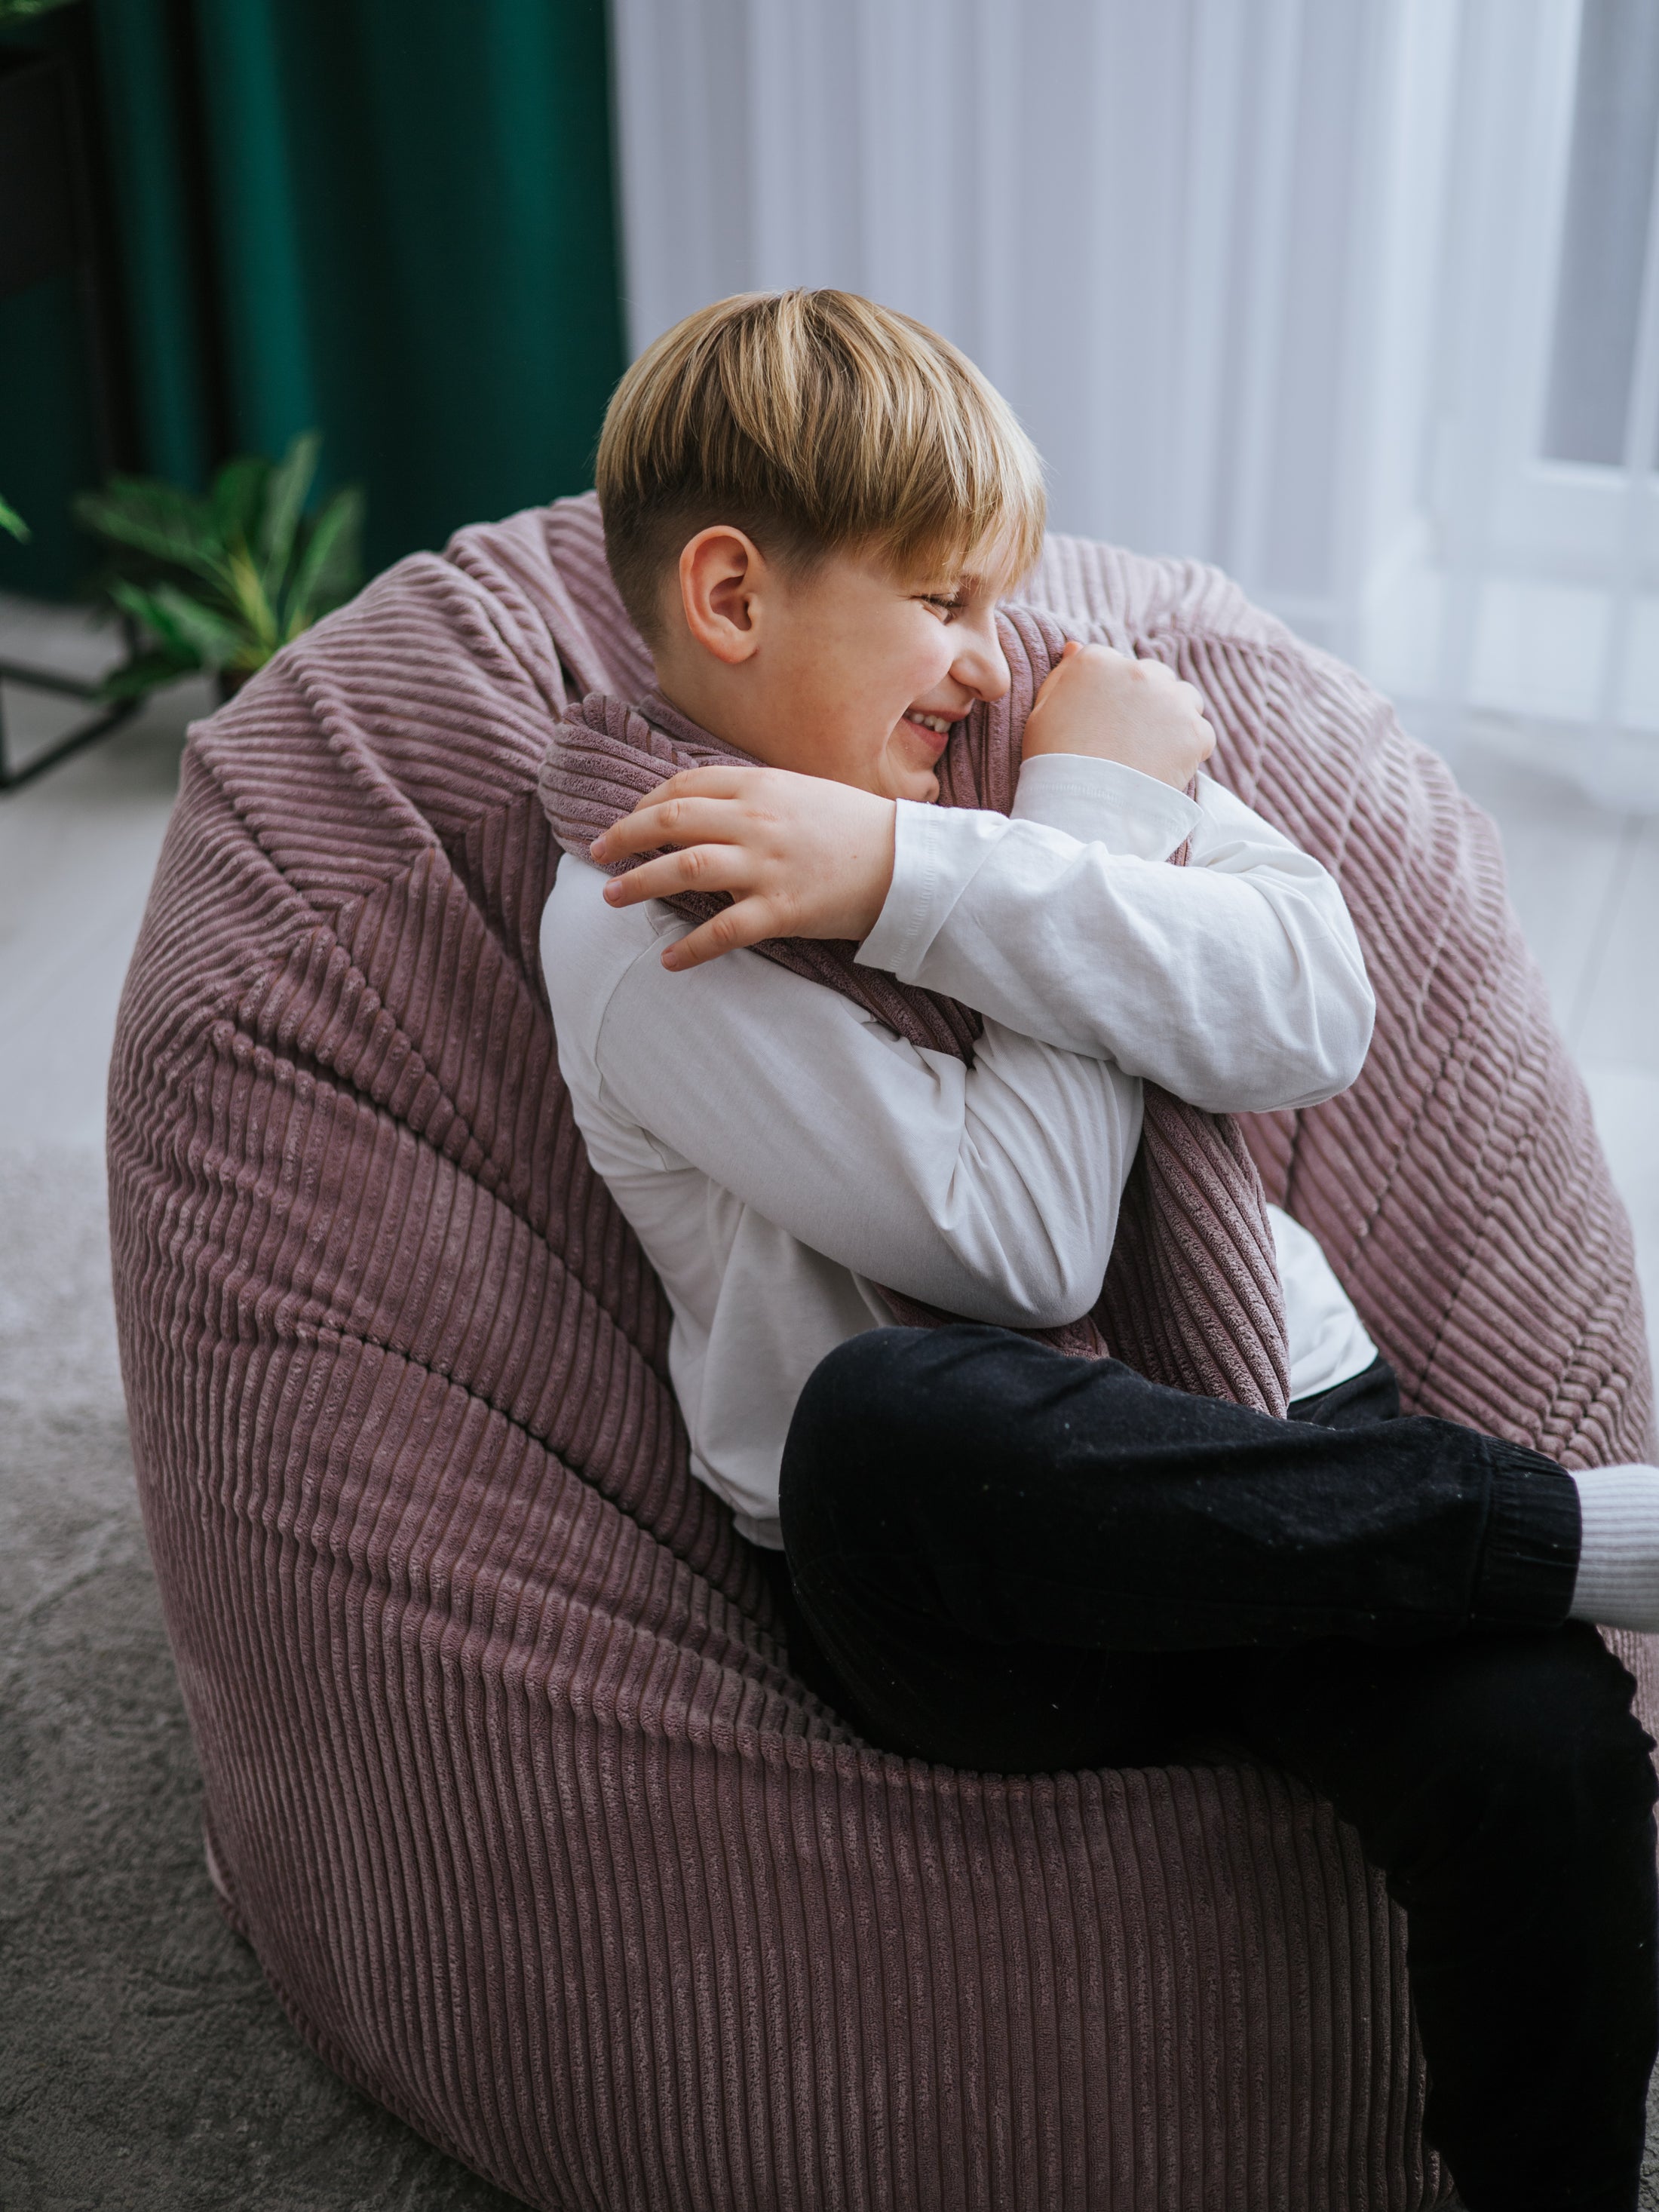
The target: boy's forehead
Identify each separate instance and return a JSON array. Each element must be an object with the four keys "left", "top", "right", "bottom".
[{"left": 903, "top": 529, "right": 1020, "bottom": 595}]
